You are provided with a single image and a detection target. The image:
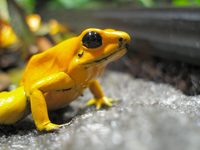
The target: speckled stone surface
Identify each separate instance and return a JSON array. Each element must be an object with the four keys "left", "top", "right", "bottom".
[{"left": 1, "top": 69, "right": 200, "bottom": 150}]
